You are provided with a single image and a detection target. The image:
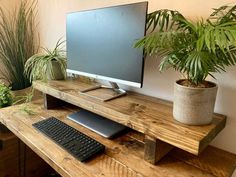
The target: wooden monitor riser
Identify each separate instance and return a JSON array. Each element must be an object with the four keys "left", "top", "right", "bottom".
[{"left": 33, "top": 78, "right": 226, "bottom": 164}]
